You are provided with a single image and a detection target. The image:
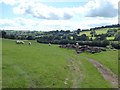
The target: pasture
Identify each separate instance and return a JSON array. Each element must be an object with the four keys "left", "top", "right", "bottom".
[
  {"left": 80, "top": 28, "right": 109, "bottom": 37},
  {"left": 2, "top": 39, "right": 118, "bottom": 88},
  {"left": 80, "top": 28, "right": 118, "bottom": 40}
]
